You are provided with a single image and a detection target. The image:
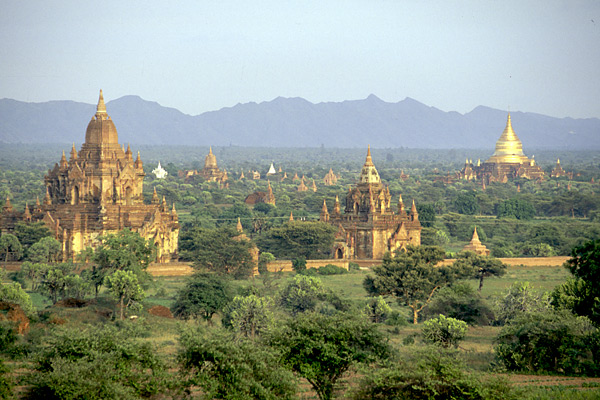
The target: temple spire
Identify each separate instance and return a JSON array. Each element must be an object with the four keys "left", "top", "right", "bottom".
[
  {"left": 96, "top": 89, "right": 107, "bottom": 114},
  {"left": 289, "top": 211, "right": 294, "bottom": 222},
  {"left": 236, "top": 217, "right": 243, "bottom": 233},
  {"left": 70, "top": 143, "right": 77, "bottom": 161},
  {"left": 471, "top": 226, "right": 480, "bottom": 243},
  {"left": 365, "top": 145, "right": 374, "bottom": 166}
]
